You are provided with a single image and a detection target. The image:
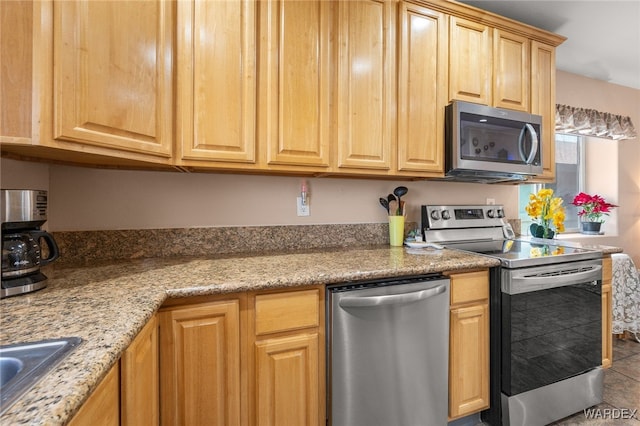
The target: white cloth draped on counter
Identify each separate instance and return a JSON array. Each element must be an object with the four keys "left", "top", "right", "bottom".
[{"left": 611, "top": 253, "right": 640, "bottom": 336}]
